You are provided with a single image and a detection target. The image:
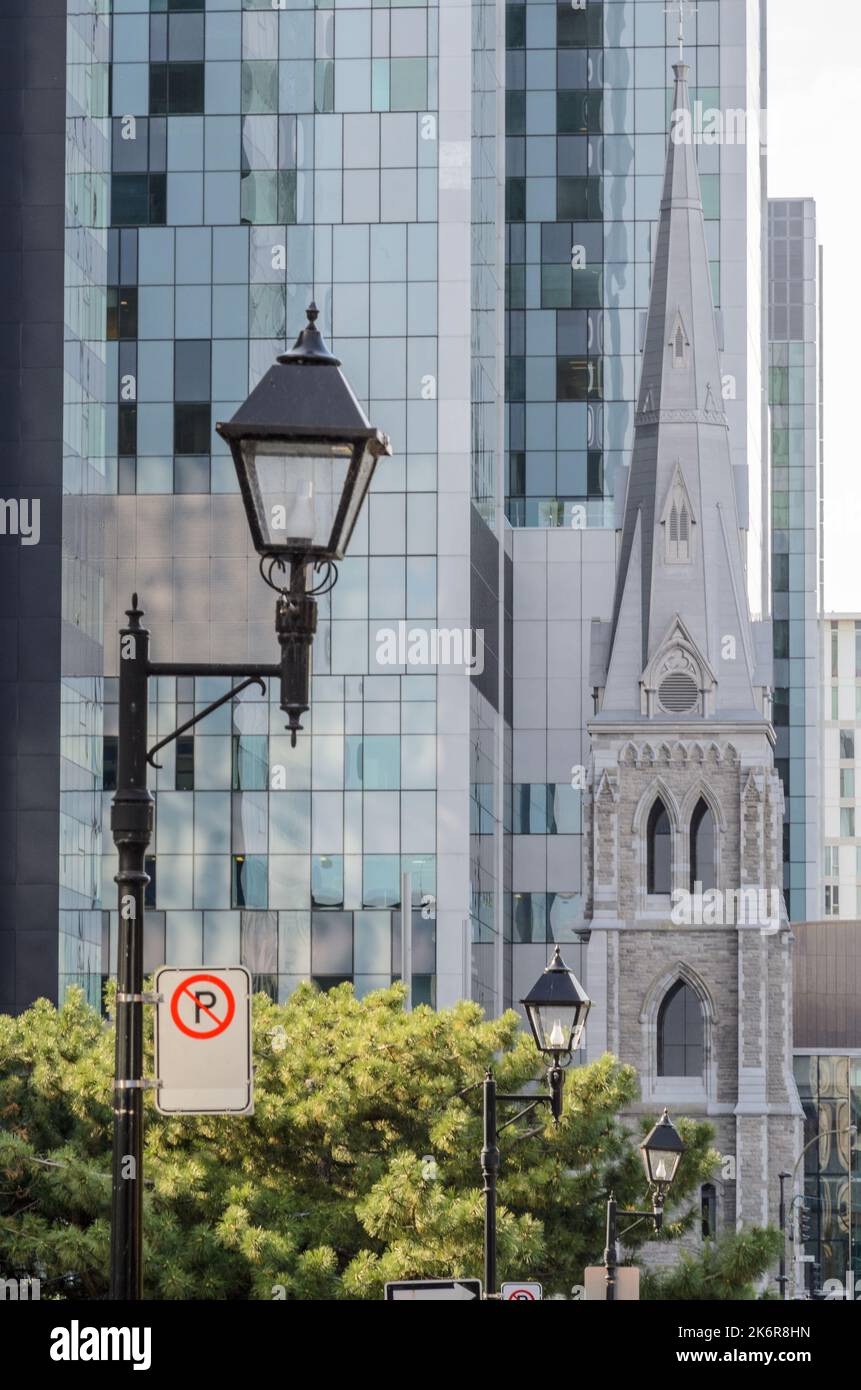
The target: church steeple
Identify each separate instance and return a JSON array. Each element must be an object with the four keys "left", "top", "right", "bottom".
[
  {"left": 580, "top": 55, "right": 801, "bottom": 1262},
  {"left": 594, "top": 62, "right": 762, "bottom": 723}
]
